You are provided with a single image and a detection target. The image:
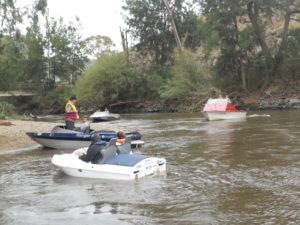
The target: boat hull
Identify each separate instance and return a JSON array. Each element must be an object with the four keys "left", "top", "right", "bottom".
[
  {"left": 203, "top": 111, "right": 247, "bottom": 121},
  {"left": 90, "top": 112, "right": 120, "bottom": 122},
  {"left": 26, "top": 130, "right": 143, "bottom": 150},
  {"left": 27, "top": 135, "right": 144, "bottom": 150},
  {"left": 51, "top": 154, "right": 166, "bottom": 180},
  {"left": 29, "top": 136, "right": 90, "bottom": 149}
]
